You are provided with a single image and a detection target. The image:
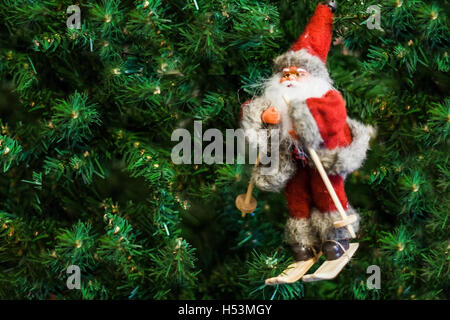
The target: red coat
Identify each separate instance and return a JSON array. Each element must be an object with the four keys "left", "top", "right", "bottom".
[
  {"left": 306, "top": 89, "right": 352, "bottom": 150},
  {"left": 285, "top": 89, "right": 352, "bottom": 217}
]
